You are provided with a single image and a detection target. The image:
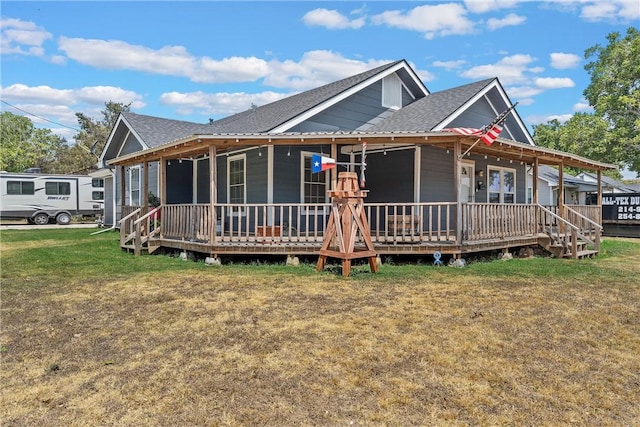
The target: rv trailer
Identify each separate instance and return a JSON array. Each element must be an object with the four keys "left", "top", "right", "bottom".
[{"left": 0, "top": 172, "right": 104, "bottom": 225}]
